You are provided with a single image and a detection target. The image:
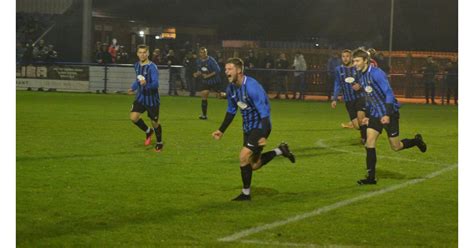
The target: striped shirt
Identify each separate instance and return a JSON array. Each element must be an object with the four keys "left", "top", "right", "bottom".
[
  {"left": 196, "top": 56, "right": 221, "bottom": 85},
  {"left": 226, "top": 76, "right": 271, "bottom": 133},
  {"left": 131, "top": 61, "right": 160, "bottom": 107},
  {"left": 358, "top": 66, "right": 400, "bottom": 118},
  {"left": 332, "top": 65, "right": 363, "bottom": 102}
]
